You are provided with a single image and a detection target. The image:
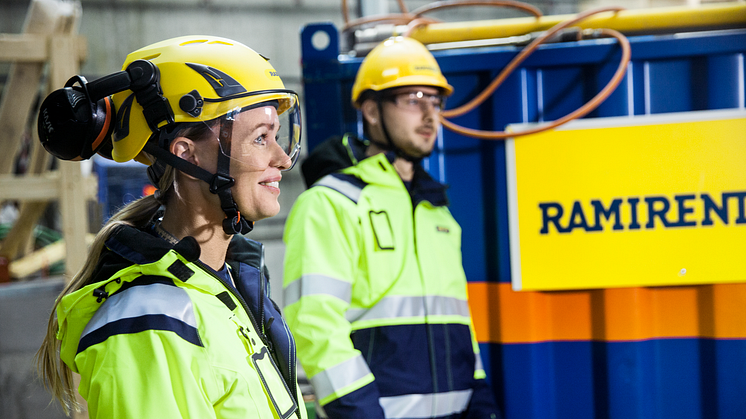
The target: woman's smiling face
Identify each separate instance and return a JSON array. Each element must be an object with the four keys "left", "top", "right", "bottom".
[{"left": 222, "top": 105, "right": 292, "bottom": 222}]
